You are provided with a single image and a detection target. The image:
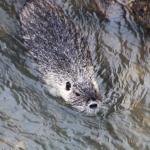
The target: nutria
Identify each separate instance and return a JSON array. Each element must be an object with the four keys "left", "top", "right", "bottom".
[{"left": 19, "top": 0, "right": 102, "bottom": 115}]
